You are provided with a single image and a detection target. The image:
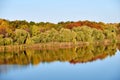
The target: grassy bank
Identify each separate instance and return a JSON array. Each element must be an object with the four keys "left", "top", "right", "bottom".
[{"left": 0, "top": 39, "right": 117, "bottom": 52}]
